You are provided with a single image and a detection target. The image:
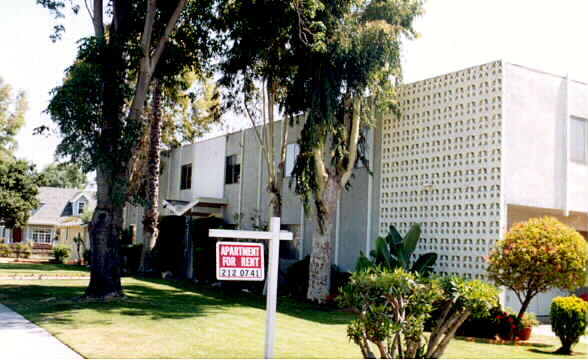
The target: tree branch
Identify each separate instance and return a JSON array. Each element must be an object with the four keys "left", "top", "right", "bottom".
[
  {"left": 313, "top": 147, "right": 329, "bottom": 191},
  {"left": 340, "top": 96, "right": 361, "bottom": 186},
  {"left": 151, "top": 0, "right": 187, "bottom": 73},
  {"left": 244, "top": 96, "right": 271, "bottom": 175},
  {"left": 92, "top": 0, "right": 103, "bottom": 37}
]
